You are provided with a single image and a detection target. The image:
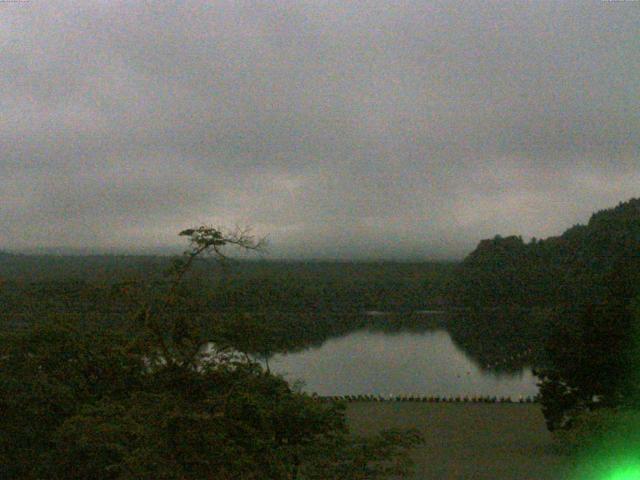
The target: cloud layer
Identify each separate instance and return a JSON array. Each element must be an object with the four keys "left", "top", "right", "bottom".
[{"left": 1, "top": 1, "right": 639, "bottom": 258}]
